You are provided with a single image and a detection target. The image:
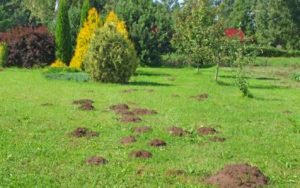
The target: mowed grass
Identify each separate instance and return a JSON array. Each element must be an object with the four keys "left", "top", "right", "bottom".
[{"left": 0, "top": 60, "right": 300, "bottom": 187}]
